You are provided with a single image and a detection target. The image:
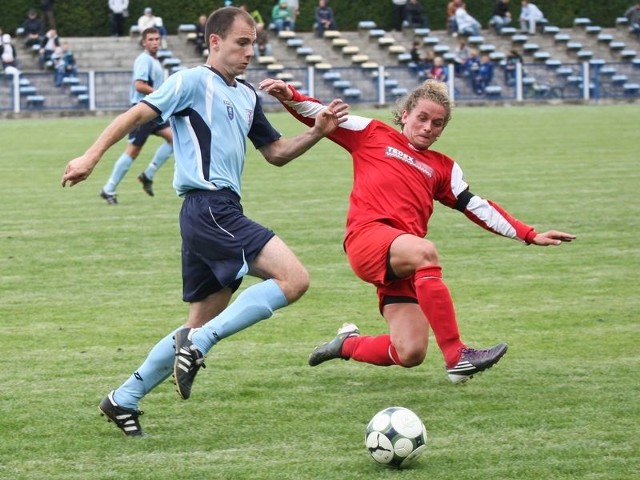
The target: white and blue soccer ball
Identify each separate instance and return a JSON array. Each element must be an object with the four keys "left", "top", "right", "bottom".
[{"left": 365, "top": 406, "right": 428, "bottom": 469}]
